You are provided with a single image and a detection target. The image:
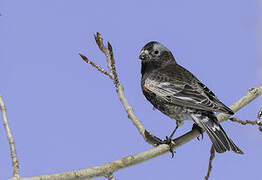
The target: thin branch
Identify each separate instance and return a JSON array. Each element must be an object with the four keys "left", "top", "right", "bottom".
[
  {"left": 116, "top": 85, "right": 146, "bottom": 140},
  {"left": 14, "top": 34, "right": 262, "bottom": 179},
  {"left": 229, "top": 117, "right": 258, "bottom": 125},
  {"left": 204, "top": 146, "right": 215, "bottom": 180},
  {"left": 93, "top": 33, "right": 120, "bottom": 88},
  {"left": 107, "top": 42, "right": 120, "bottom": 88},
  {"left": 0, "top": 95, "right": 20, "bottom": 178},
  {"left": 79, "top": 53, "right": 113, "bottom": 79},
  {"left": 229, "top": 108, "right": 262, "bottom": 132},
  {"left": 79, "top": 33, "right": 146, "bottom": 141},
  {"left": 94, "top": 33, "right": 113, "bottom": 78}
]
